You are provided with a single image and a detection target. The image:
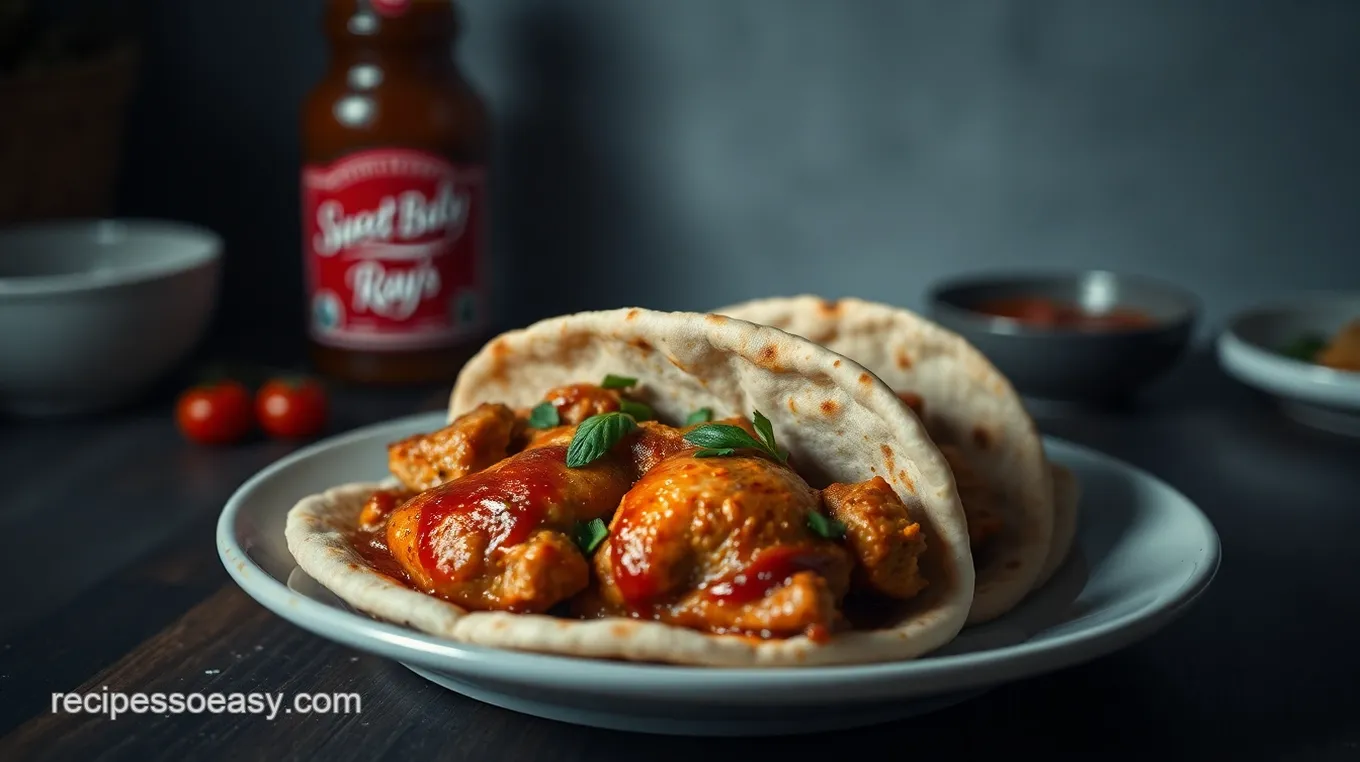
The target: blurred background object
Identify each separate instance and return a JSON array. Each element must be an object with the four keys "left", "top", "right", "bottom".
[
  {"left": 0, "top": 219, "right": 221, "bottom": 417},
  {"left": 1217, "top": 294, "right": 1360, "bottom": 436},
  {"left": 0, "top": 0, "right": 139, "bottom": 224},
  {"left": 928, "top": 270, "right": 1197, "bottom": 403},
  {"left": 300, "top": 0, "right": 491, "bottom": 387},
  {"left": 7, "top": 0, "right": 1359, "bottom": 376}
]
